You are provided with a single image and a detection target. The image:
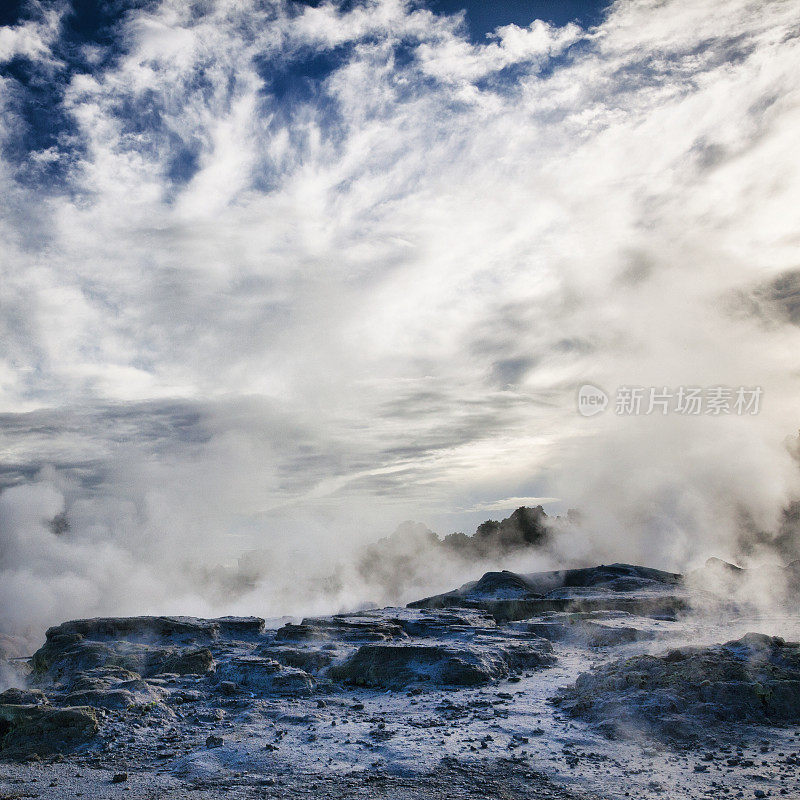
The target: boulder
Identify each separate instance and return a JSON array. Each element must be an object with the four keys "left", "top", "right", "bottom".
[
  {"left": 379, "top": 608, "right": 498, "bottom": 639},
  {"left": 511, "top": 611, "right": 657, "bottom": 647},
  {"left": 32, "top": 638, "right": 215, "bottom": 684},
  {"left": 0, "top": 688, "right": 47, "bottom": 706},
  {"left": 67, "top": 666, "right": 142, "bottom": 691},
  {"left": 330, "top": 643, "right": 508, "bottom": 688},
  {"left": 330, "top": 640, "right": 554, "bottom": 690},
  {"left": 59, "top": 688, "right": 138, "bottom": 710},
  {"left": 275, "top": 616, "right": 407, "bottom": 643},
  {"left": 555, "top": 633, "right": 800, "bottom": 741},
  {"left": 31, "top": 638, "right": 171, "bottom": 683},
  {"left": 213, "top": 657, "right": 314, "bottom": 696},
  {"left": 410, "top": 563, "right": 689, "bottom": 621},
  {"left": 156, "top": 647, "right": 215, "bottom": 676},
  {"left": 254, "top": 646, "right": 335, "bottom": 674},
  {"left": 39, "top": 616, "right": 264, "bottom": 645},
  {"left": 0, "top": 704, "right": 99, "bottom": 758}
]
